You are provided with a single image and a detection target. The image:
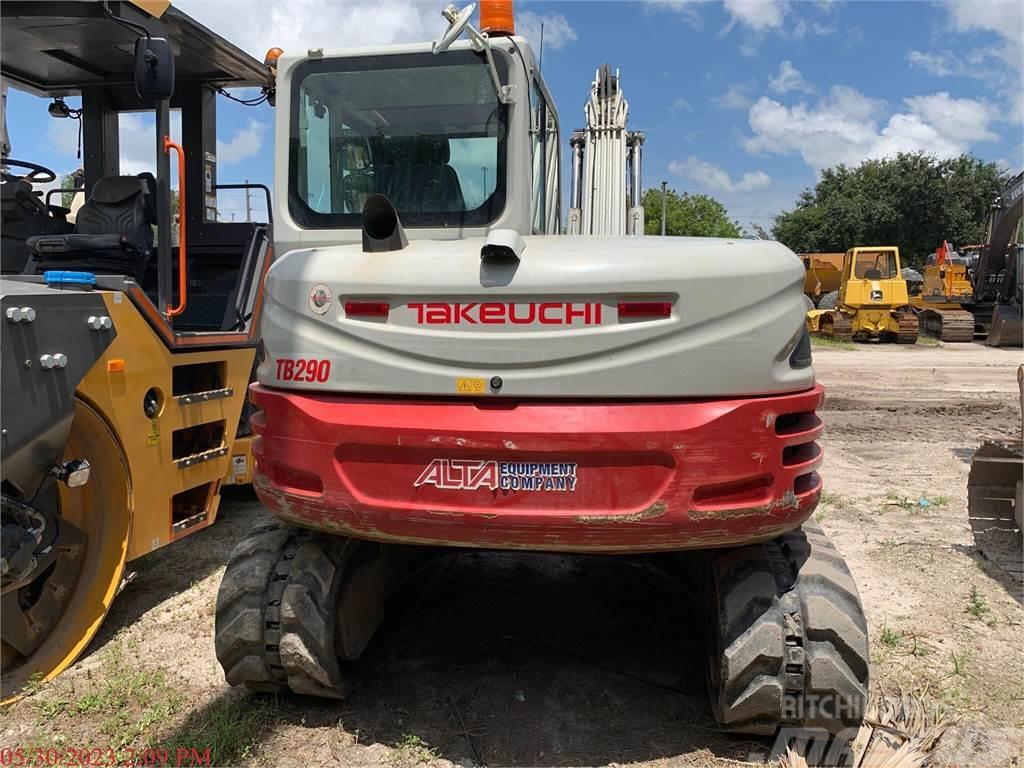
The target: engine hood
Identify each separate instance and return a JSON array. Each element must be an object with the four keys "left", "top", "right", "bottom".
[{"left": 257, "top": 234, "right": 814, "bottom": 399}]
